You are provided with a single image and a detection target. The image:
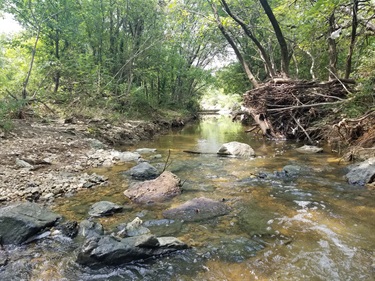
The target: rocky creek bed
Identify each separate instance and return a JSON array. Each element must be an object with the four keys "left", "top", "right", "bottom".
[
  {"left": 0, "top": 118, "right": 187, "bottom": 203},
  {"left": 0, "top": 117, "right": 374, "bottom": 279}
]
